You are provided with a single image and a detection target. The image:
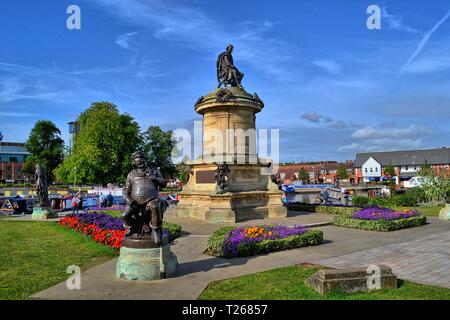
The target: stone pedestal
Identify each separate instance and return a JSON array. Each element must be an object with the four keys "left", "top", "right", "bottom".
[
  {"left": 116, "top": 235, "right": 178, "bottom": 281},
  {"left": 306, "top": 266, "right": 397, "bottom": 295},
  {"left": 439, "top": 204, "right": 450, "bottom": 221},
  {"left": 31, "top": 206, "right": 58, "bottom": 220},
  {"left": 173, "top": 86, "right": 287, "bottom": 223}
]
